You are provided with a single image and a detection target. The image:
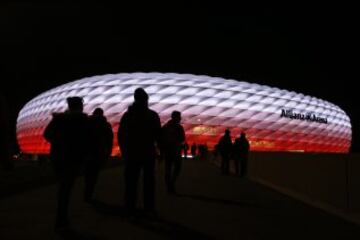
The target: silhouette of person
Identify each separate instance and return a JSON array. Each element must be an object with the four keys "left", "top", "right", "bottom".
[
  {"left": 44, "top": 96, "right": 90, "bottom": 229},
  {"left": 160, "top": 111, "right": 185, "bottom": 194},
  {"left": 183, "top": 142, "right": 189, "bottom": 160},
  {"left": 117, "top": 88, "right": 161, "bottom": 216},
  {"left": 233, "top": 132, "right": 250, "bottom": 177},
  {"left": 199, "top": 144, "right": 209, "bottom": 161},
  {"left": 218, "top": 129, "right": 232, "bottom": 175},
  {"left": 191, "top": 142, "right": 197, "bottom": 159},
  {"left": 198, "top": 144, "right": 205, "bottom": 161},
  {"left": 84, "top": 108, "right": 113, "bottom": 203},
  {"left": 204, "top": 143, "right": 209, "bottom": 159}
]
